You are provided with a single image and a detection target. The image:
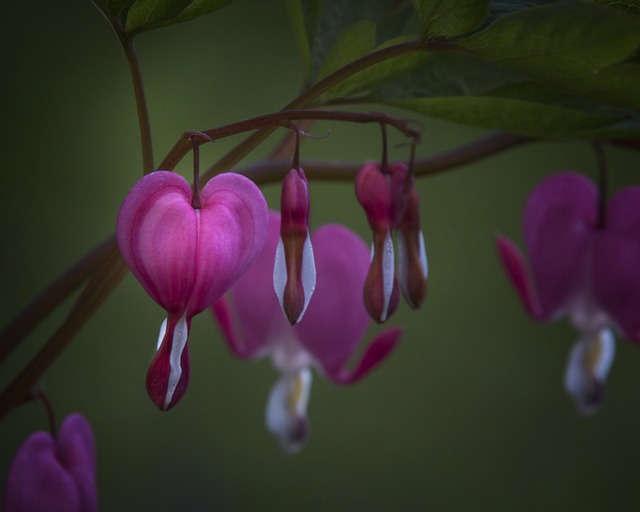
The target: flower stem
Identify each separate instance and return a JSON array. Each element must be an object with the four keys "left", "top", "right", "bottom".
[{"left": 118, "top": 34, "right": 154, "bottom": 174}]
